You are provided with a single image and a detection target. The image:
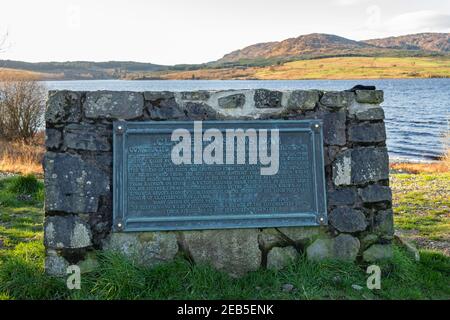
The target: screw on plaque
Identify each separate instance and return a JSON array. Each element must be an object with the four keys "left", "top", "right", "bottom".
[
  {"left": 319, "top": 217, "right": 325, "bottom": 225},
  {"left": 116, "top": 124, "right": 125, "bottom": 133}
]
